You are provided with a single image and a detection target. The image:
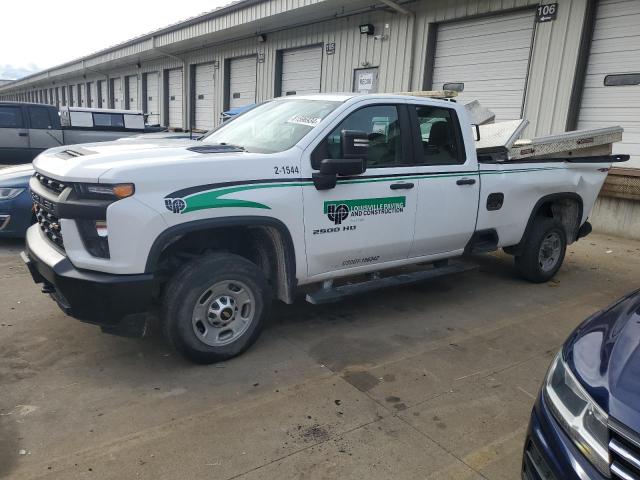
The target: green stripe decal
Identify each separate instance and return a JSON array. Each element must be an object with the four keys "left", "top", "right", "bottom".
[
  {"left": 175, "top": 166, "right": 565, "bottom": 213},
  {"left": 182, "top": 182, "right": 312, "bottom": 213}
]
